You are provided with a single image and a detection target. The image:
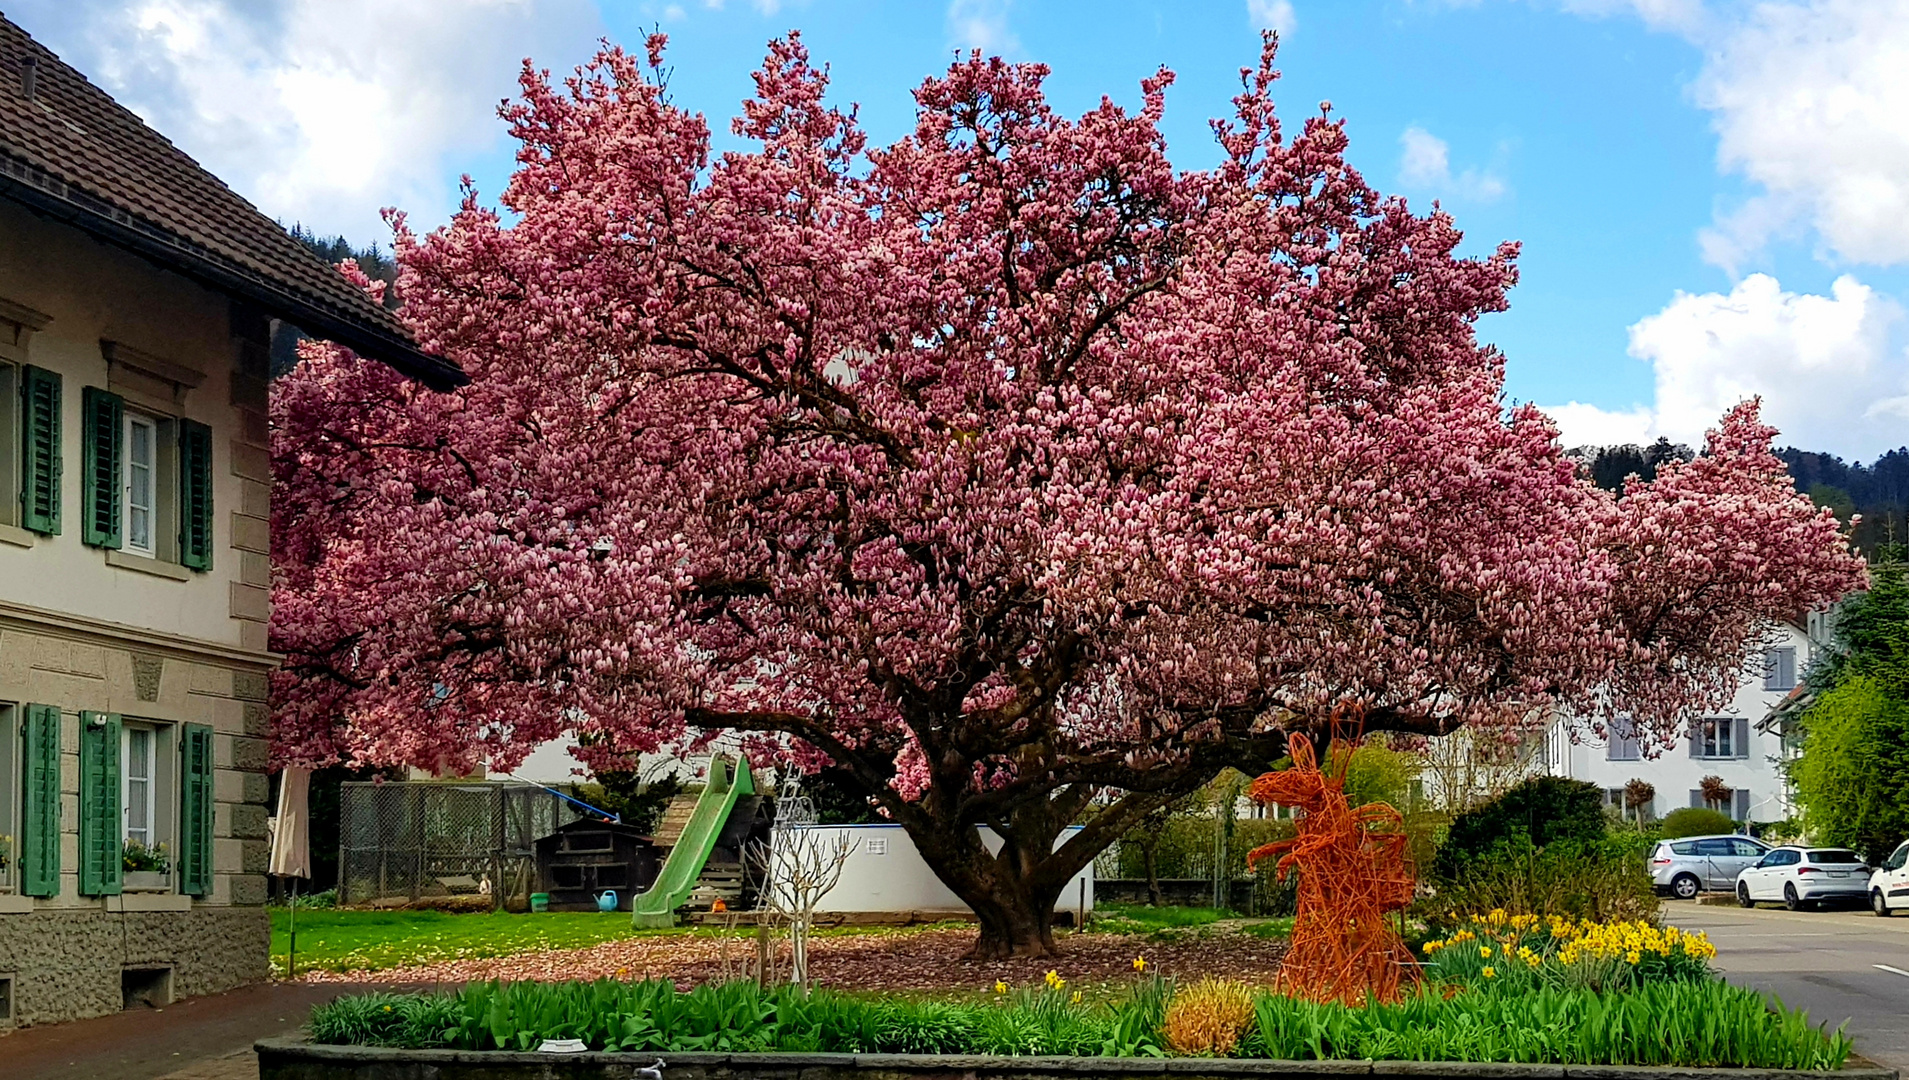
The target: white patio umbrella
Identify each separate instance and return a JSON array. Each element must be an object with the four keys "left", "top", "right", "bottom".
[{"left": 270, "top": 767, "right": 312, "bottom": 976}]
